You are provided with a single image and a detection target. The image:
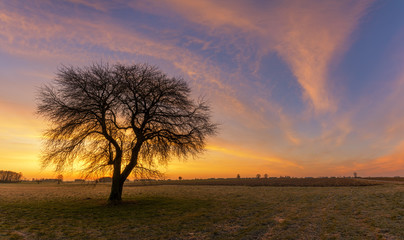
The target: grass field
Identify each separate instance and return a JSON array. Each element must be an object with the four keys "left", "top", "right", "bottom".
[
  {"left": 0, "top": 181, "right": 403, "bottom": 239},
  {"left": 130, "top": 177, "right": 381, "bottom": 187}
]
